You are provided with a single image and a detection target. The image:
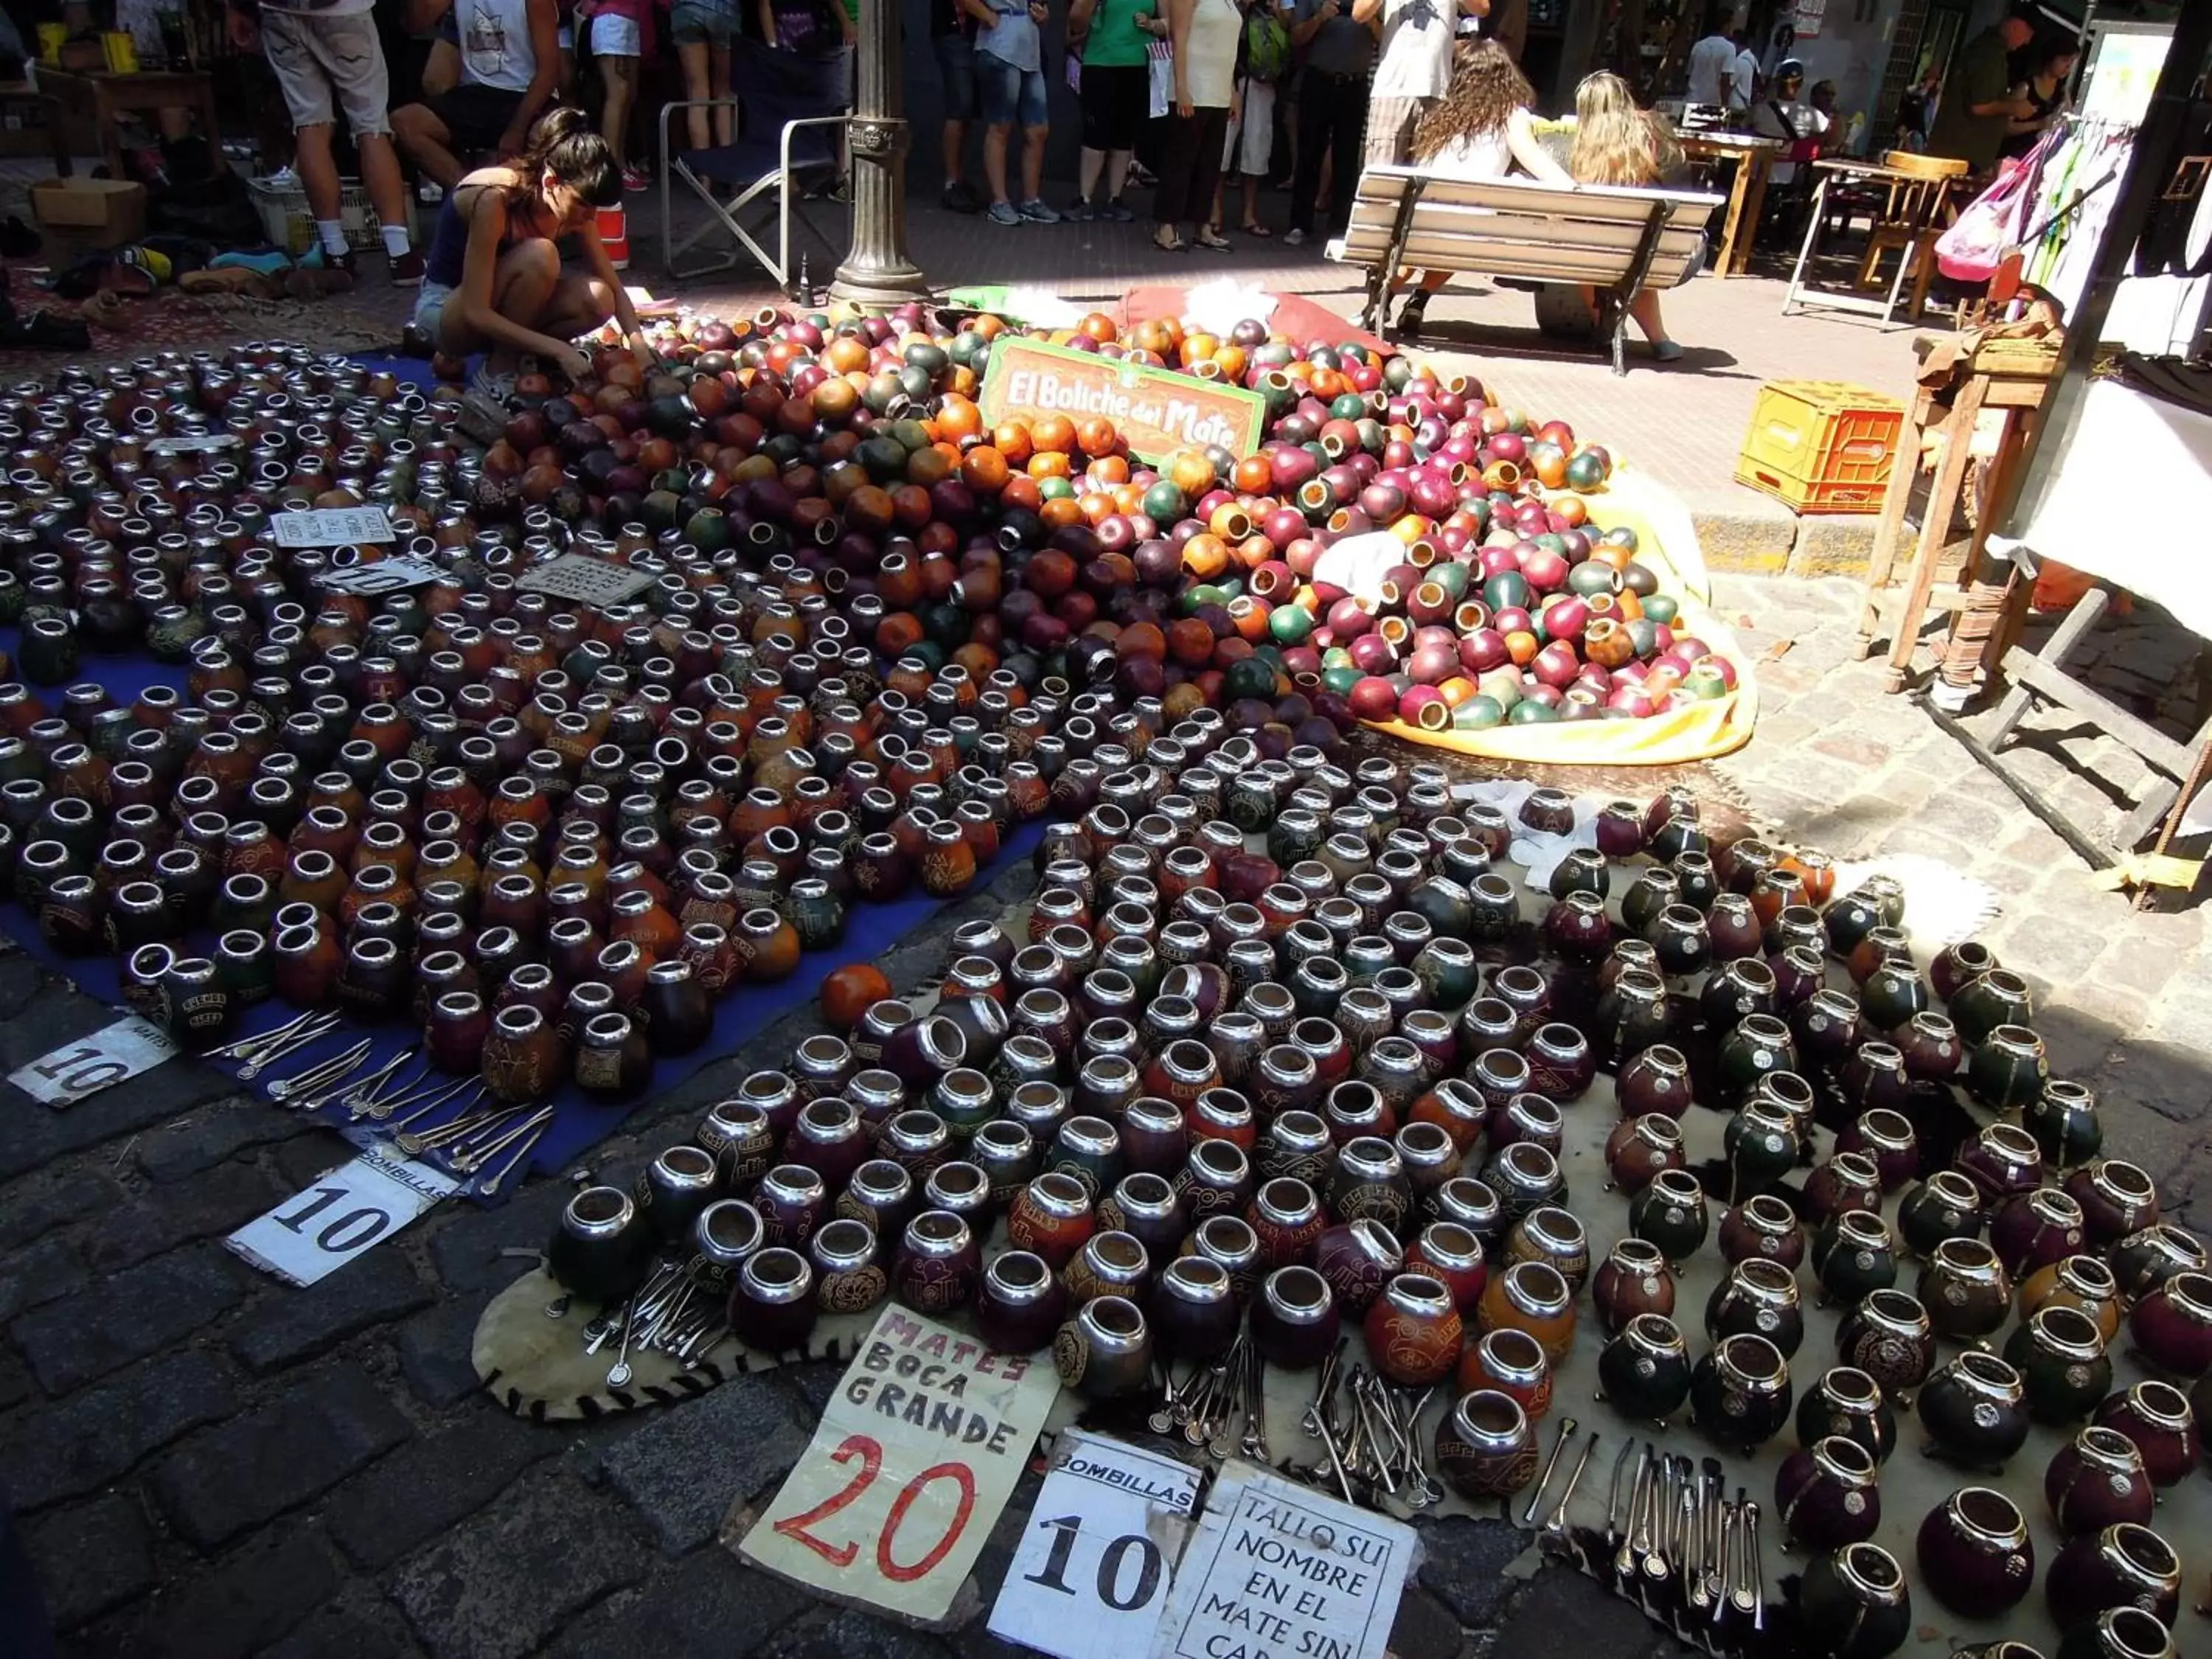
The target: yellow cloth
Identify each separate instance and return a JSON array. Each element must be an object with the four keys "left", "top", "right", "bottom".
[{"left": 1357, "top": 465, "right": 1761, "bottom": 765}]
